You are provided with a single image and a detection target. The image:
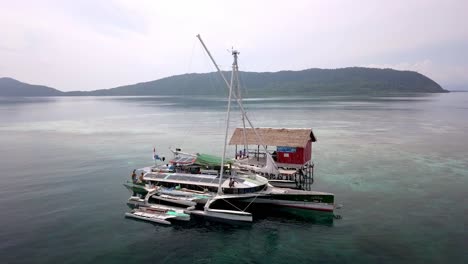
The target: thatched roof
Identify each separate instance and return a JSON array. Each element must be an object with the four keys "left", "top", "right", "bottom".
[{"left": 229, "top": 128, "right": 316, "bottom": 147}]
